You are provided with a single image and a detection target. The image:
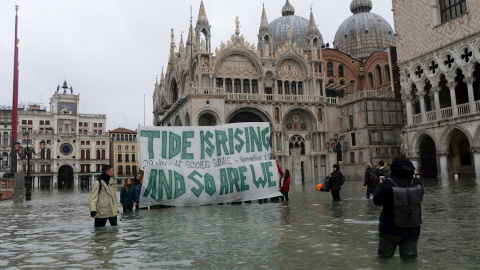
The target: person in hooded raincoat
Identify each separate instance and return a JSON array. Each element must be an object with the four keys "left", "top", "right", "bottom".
[{"left": 328, "top": 164, "right": 343, "bottom": 202}]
